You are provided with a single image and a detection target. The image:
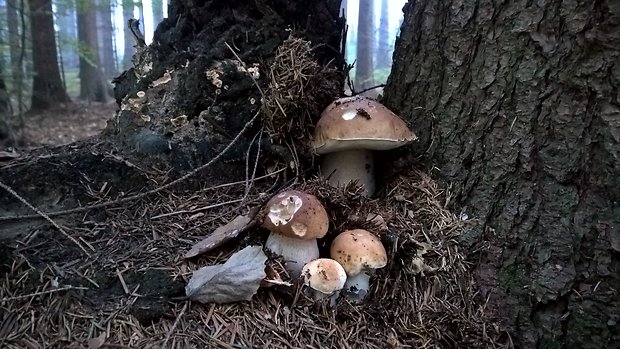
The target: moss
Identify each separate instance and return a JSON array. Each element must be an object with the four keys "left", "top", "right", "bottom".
[
  {"left": 565, "top": 305, "right": 611, "bottom": 349},
  {"left": 499, "top": 263, "right": 527, "bottom": 293}
]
